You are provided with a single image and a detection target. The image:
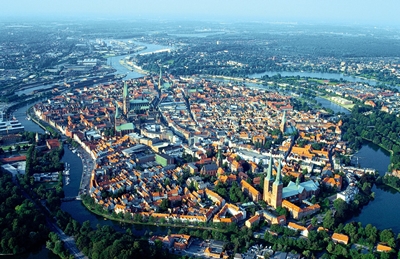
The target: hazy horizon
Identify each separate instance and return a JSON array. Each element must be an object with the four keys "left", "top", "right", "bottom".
[{"left": 2, "top": 0, "right": 400, "bottom": 27}]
